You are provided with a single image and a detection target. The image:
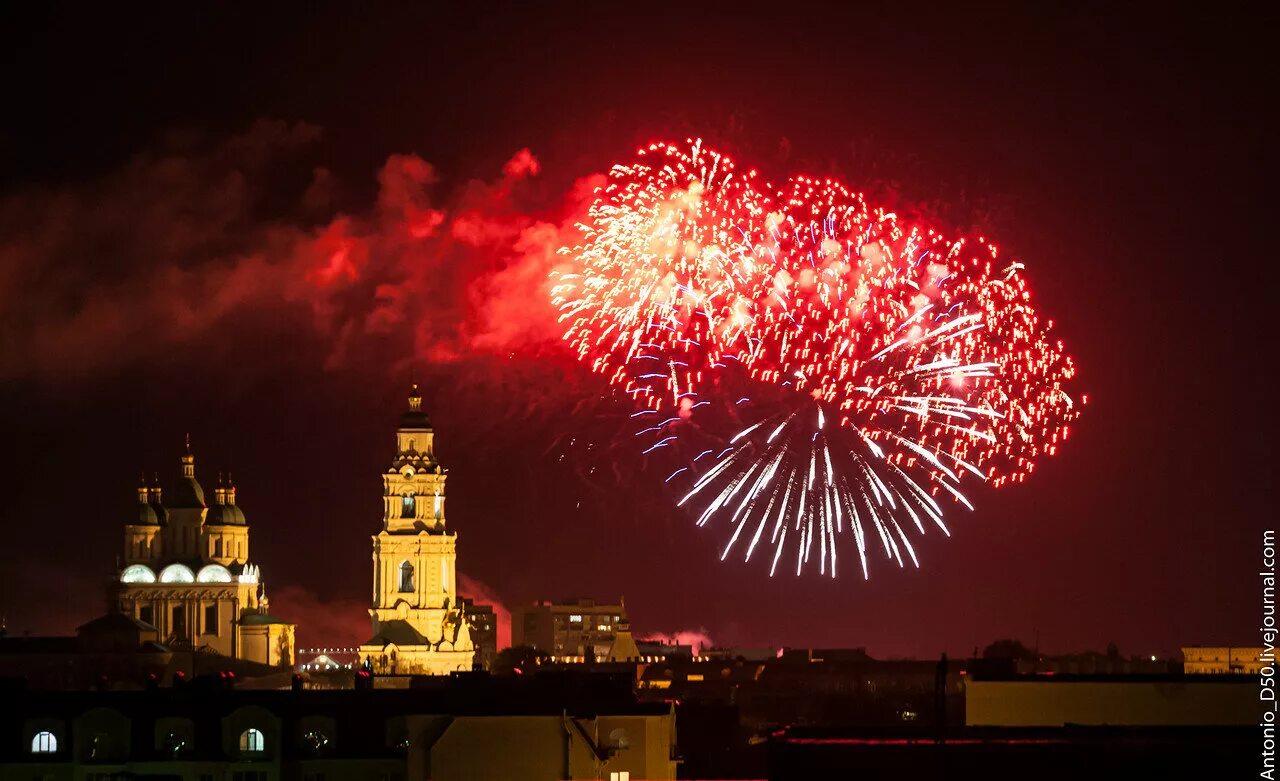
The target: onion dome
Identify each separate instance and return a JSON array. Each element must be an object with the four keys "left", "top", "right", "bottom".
[
  {"left": 205, "top": 472, "right": 247, "bottom": 526},
  {"left": 205, "top": 503, "right": 247, "bottom": 526},
  {"left": 149, "top": 472, "right": 169, "bottom": 525},
  {"left": 134, "top": 473, "right": 160, "bottom": 525},
  {"left": 169, "top": 434, "right": 206, "bottom": 508}
]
